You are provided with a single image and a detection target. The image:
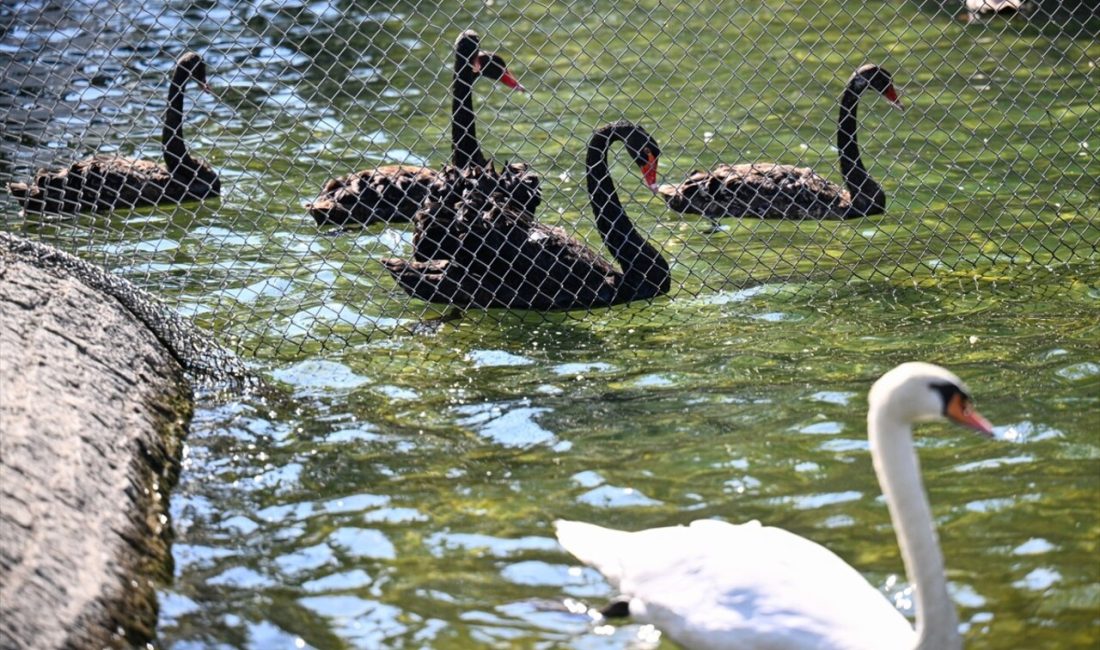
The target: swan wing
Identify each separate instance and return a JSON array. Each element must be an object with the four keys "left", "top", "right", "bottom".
[
  {"left": 658, "top": 163, "right": 849, "bottom": 220},
  {"left": 308, "top": 165, "right": 436, "bottom": 227},
  {"left": 555, "top": 519, "right": 916, "bottom": 650}
]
